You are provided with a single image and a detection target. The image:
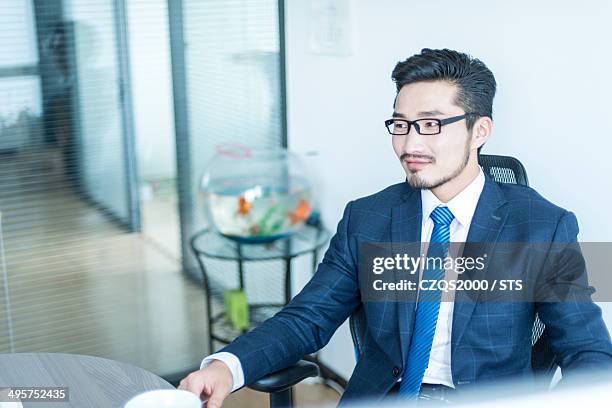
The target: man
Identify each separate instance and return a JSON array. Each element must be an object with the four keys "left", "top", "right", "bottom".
[{"left": 180, "top": 49, "right": 612, "bottom": 407}]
